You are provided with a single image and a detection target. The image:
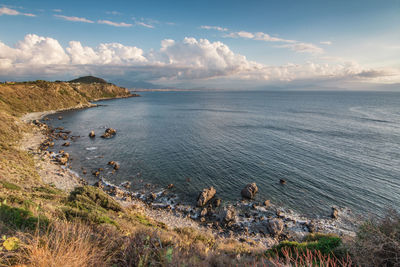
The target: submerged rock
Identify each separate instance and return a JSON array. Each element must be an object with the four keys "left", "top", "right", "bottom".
[
  {"left": 120, "top": 181, "right": 131, "bottom": 189},
  {"left": 62, "top": 142, "right": 70, "bottom": 147},
  {"left": 167, "top": 184, "right": 174, "bottom": 189},
  {"left": 241, "top": 183, "right": 258, "bottom": 199},
  {"left": 279, "top": 179, "right": 286, "bottom": 185},
  {"left": 197, "top": 186, "right": 216, "bottom": 207},
  {"left": 101, "top": 128, "right": 117, "bottom": 138},
  {"left": 108, "top": 161, "right": 120, "bottom": 170}
]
